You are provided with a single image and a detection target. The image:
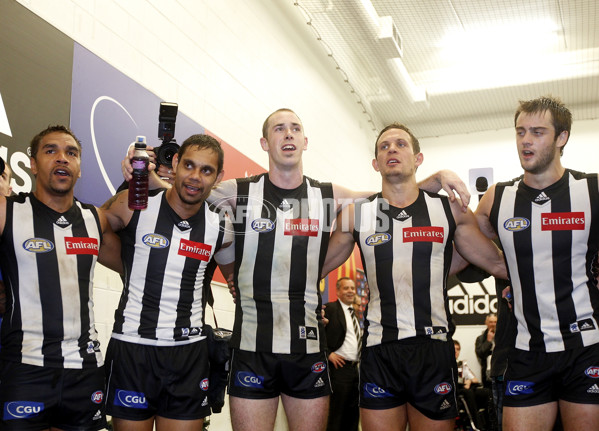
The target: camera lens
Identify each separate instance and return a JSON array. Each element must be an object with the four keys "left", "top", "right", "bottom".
[{"left": 156, "top": 142, "right": 180, "bottom": 169}]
